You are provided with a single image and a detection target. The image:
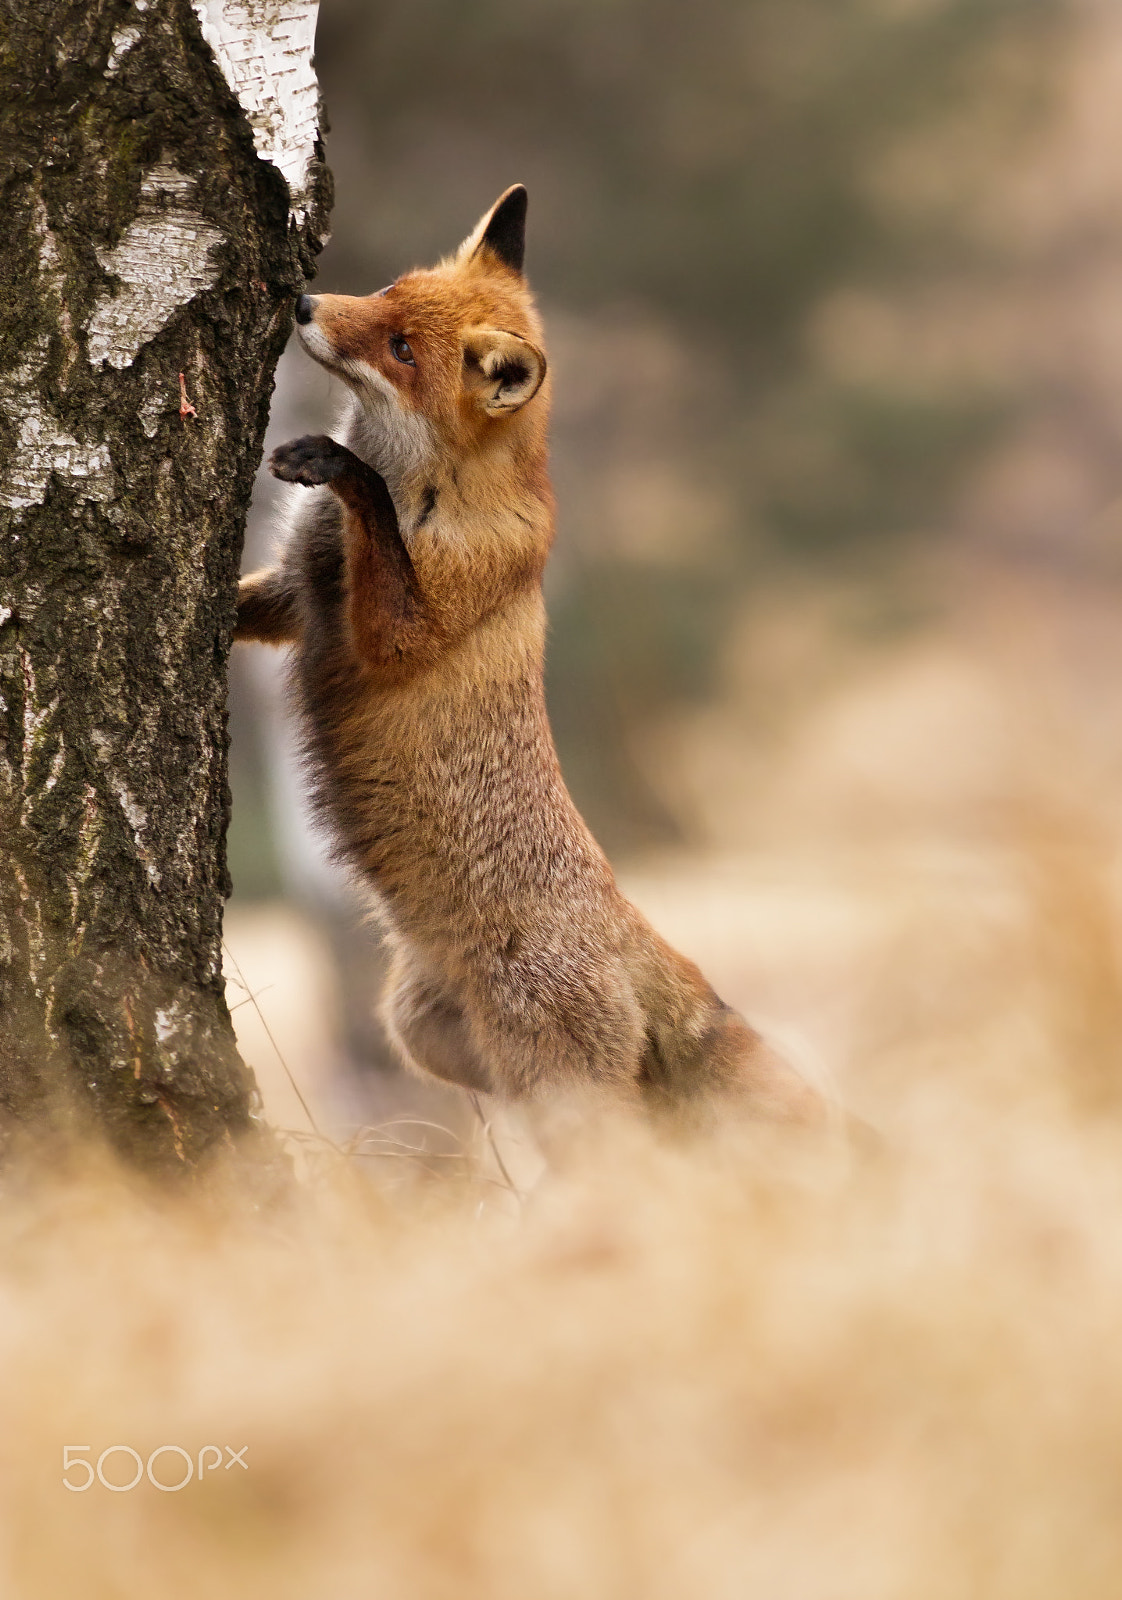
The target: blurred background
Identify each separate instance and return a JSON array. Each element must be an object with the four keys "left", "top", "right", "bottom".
[{"left": 225, "top": 0, "right": 1122, "bottom": 1139}]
